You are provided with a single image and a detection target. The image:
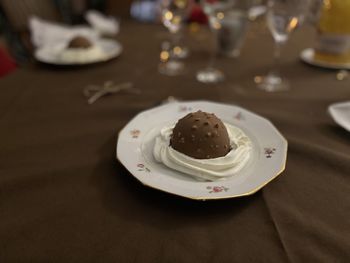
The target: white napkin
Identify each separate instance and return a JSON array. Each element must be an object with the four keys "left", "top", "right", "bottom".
[
  {"left": 328, "top": 101, "right": 350, "bottom": 132},
  {"left": 29, "top": 10, "right": 120, "bottom": 49},
  {"left": 29, "top": 16, "right": 99, "bottom": 49},
  {"left": 85, "top": 10, "right": 119, "bottom": 36}
]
